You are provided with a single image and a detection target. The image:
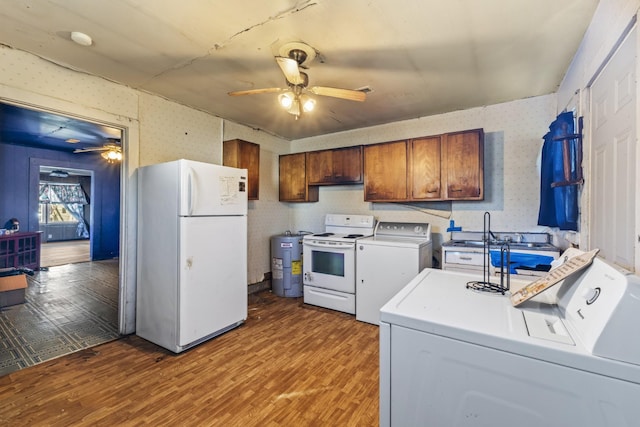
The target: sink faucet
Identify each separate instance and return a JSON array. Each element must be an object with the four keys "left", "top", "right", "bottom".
[{"left": 514, "top": 233, "right": 524, "bottom": 244}]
